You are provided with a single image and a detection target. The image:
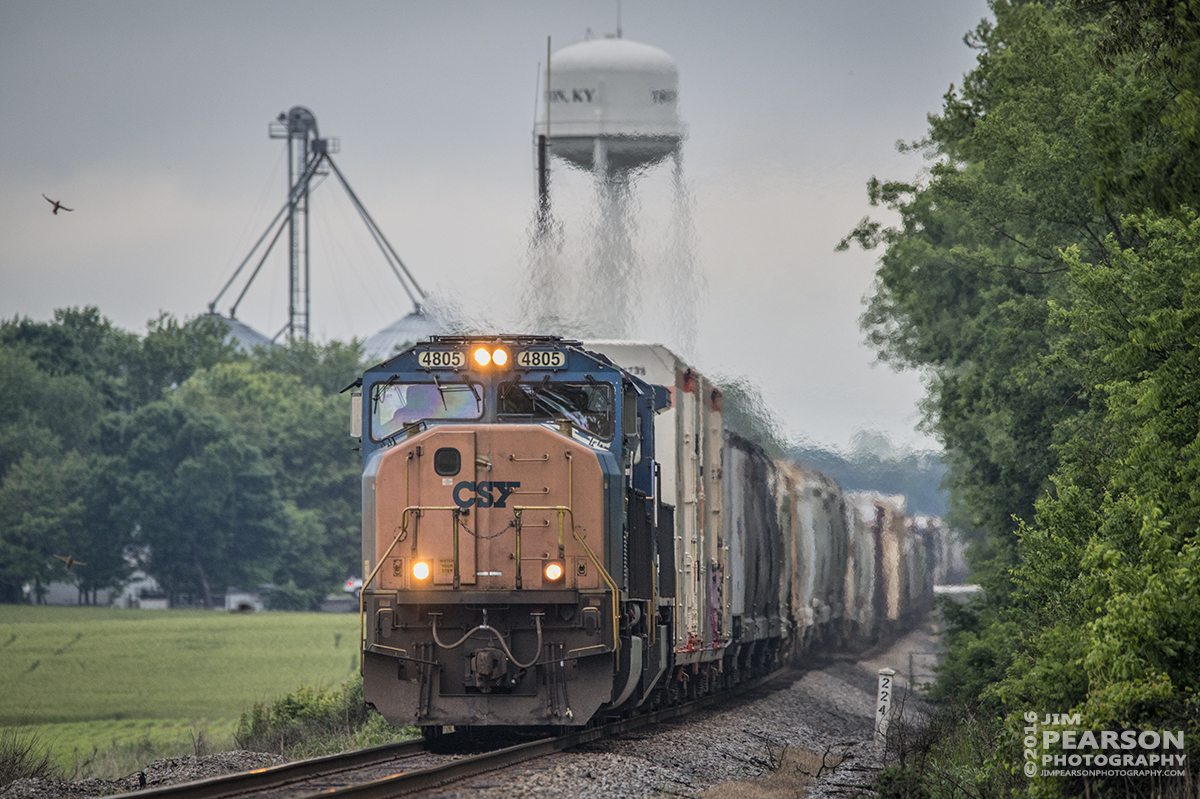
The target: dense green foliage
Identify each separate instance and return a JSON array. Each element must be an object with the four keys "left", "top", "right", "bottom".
[
  {"left": 845, "top": 0, "right": 1200, "bottom": 794},
  {"left": 874, "top": 702, "right": 1021, "bottom": 799},
  {"left": 0, "top": 310, "right": 369, "bottom": 608},
  {"left": 235, "top": 675, "right": 412, "bottom": 759}
]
